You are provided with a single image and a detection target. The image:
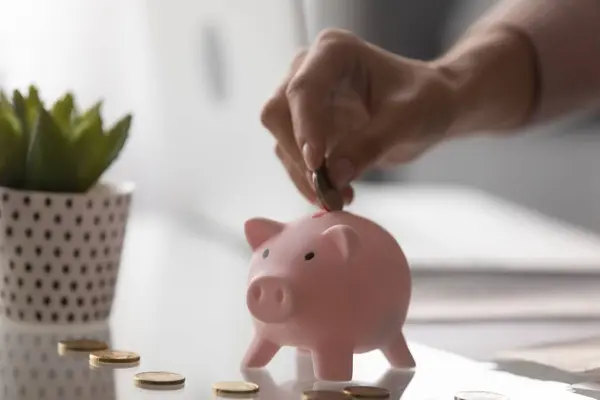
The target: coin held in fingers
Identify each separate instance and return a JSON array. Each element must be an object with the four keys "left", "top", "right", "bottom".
[{"left": 312, "top": 165, "right": 344, "bottom": 212}]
